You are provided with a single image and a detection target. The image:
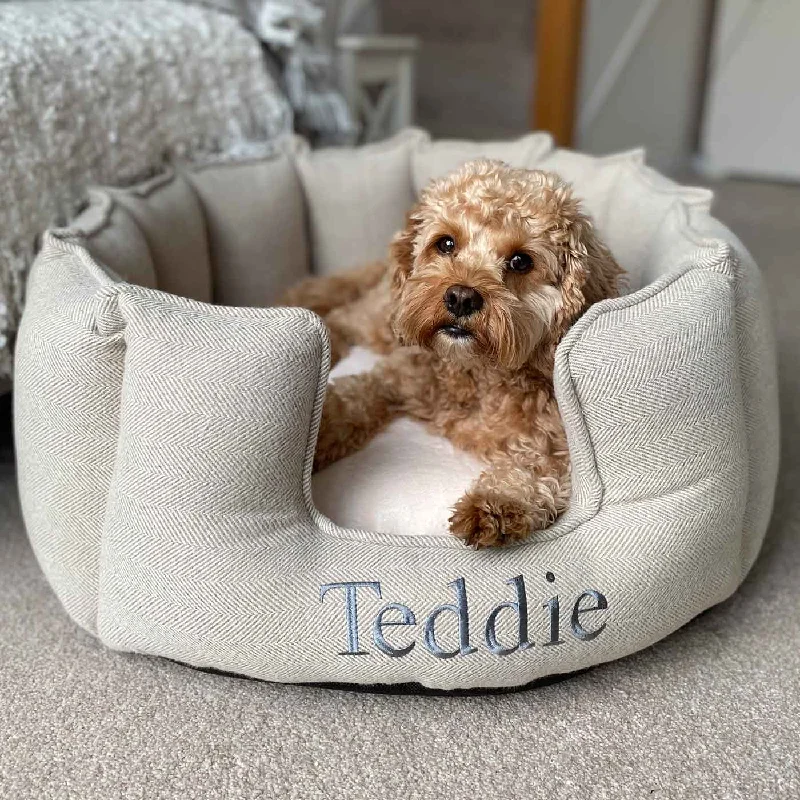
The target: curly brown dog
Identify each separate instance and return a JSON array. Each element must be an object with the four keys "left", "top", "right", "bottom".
[{"left": 283, "top": 159, "right": 623, "bottom": 547}]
